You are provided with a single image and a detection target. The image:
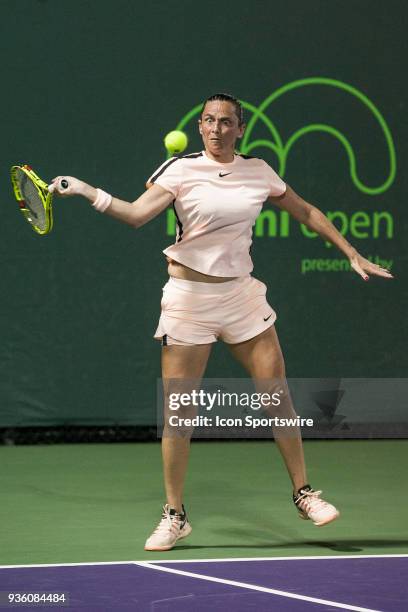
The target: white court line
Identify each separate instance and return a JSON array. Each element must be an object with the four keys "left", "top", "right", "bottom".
[
  {"left": 0, "top": 561, "right": 135, "bottom": 570},
  {"left": 145, "top": 553, "right": 408, "bottom": 564},
  {"left": 0, "top": 553, "right": 407, "bottom": 569},
  {"left": 137, "top": 561, "right": 382, "bottom": 612}
]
